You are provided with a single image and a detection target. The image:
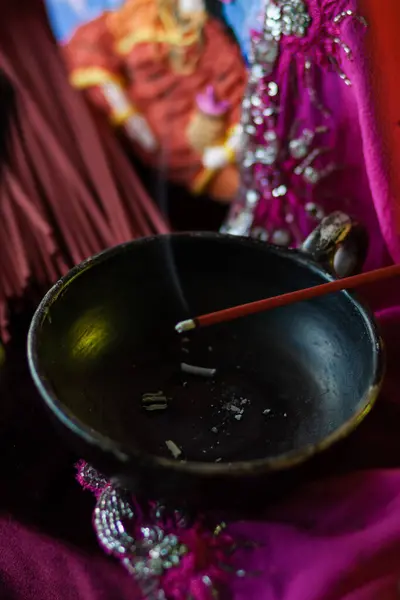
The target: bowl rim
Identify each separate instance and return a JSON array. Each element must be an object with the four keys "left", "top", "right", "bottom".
[{"left": 27, "top": 231, "right": 385, "bottom": 477}]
